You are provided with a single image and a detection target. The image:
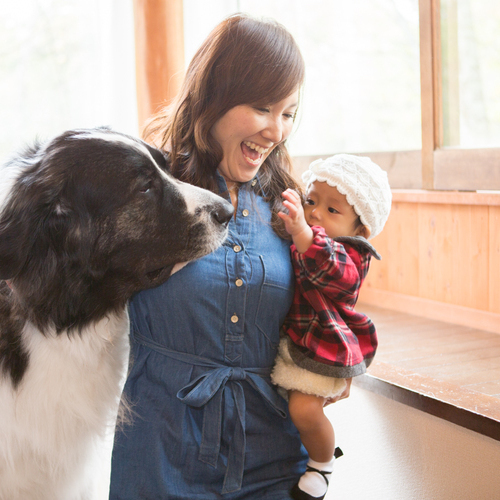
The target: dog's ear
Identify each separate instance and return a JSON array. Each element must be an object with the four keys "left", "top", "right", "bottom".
[
  {"left": 0, "top": 144, "right": 45, "bottom": 280},
  {"left": 0, "top": 209, "right": 31, "bottom": 280},
  {"left": 0, "top": 198, "right": 87, "bottom": 281}
]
